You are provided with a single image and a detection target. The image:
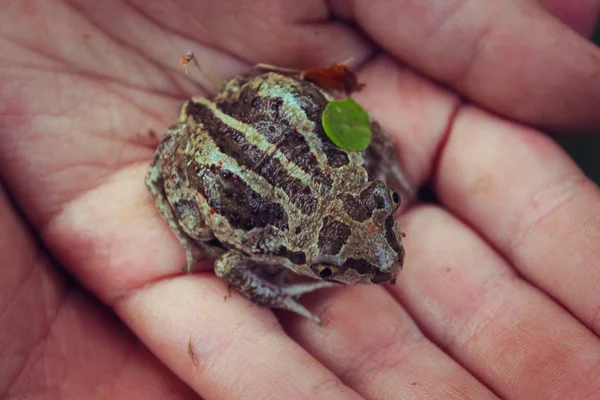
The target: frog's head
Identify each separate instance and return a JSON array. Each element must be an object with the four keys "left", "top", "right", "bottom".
[{"left": 310, "top": 180, "right": 405, "bottom": 285}]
